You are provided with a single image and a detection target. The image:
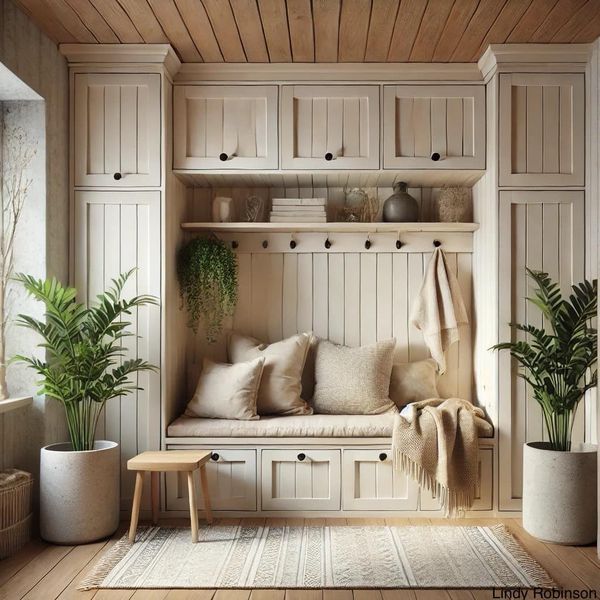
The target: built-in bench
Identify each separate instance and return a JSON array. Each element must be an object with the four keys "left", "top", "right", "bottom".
[{"left": 164, "top": 412, "right": 495, "bottom": 517}]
